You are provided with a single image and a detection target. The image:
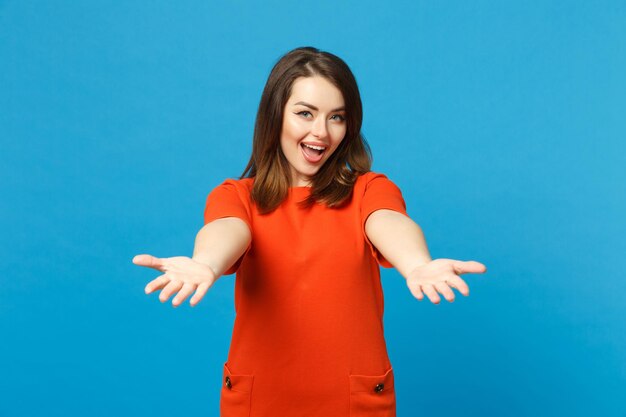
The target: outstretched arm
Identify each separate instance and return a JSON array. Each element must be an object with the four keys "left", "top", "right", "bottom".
[
  {"left": 365, "top": 209, "right": 486, "bottom": 304},
  {"left": 192, "top": 217, "right": 251, "bottom": 278},
  {"left": 133, "top": 217, "right": 251, "bottom": 307}
]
